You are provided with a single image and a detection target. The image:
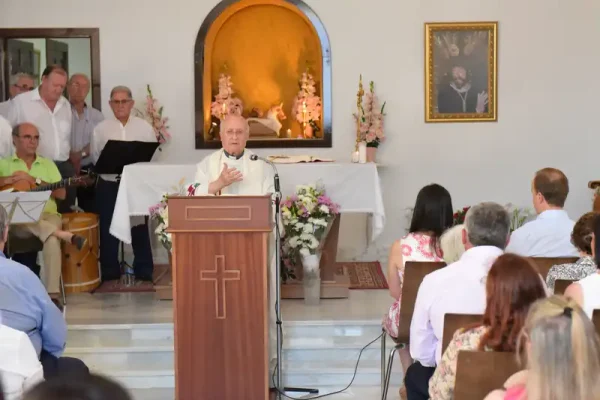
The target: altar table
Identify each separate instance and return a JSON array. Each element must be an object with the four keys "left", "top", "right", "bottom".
[{"left": 110, "top": 162, "right": 385, "bottom": 244}]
